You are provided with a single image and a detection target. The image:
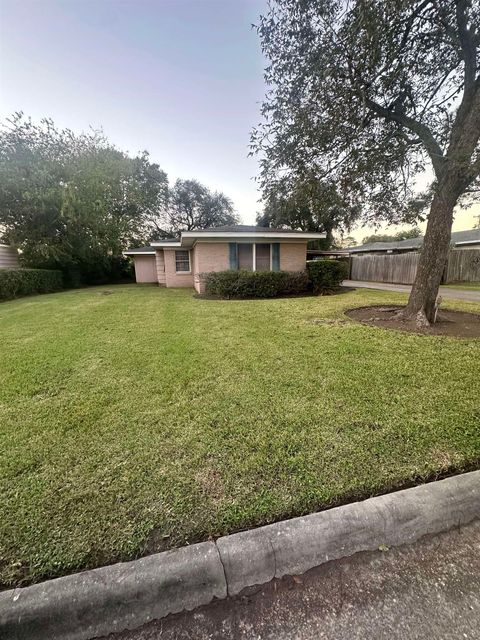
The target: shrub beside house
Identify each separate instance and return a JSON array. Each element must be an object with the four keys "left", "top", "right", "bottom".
[
  {"left": 203, "top": 269, "right": 310, "bottom": 298},
  {"left": 307, "top": 260, "right": 349, "bottom": 294},
  {"left": 0, "top": 268, "right": 63, "bottom": 301},
  {"left": 0, "top": 244, "right": 64, "bottom": 301},
  {"left": 202, "top": 260, "right": 347, "bottom": 299}
]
